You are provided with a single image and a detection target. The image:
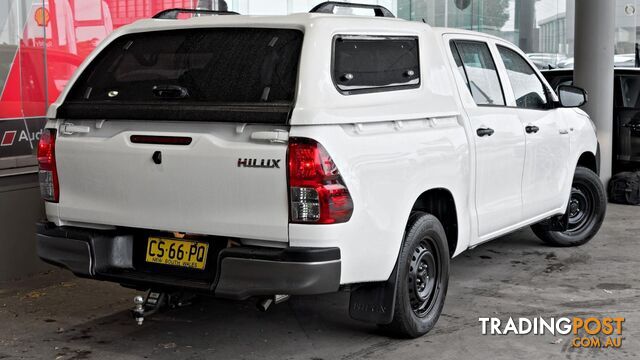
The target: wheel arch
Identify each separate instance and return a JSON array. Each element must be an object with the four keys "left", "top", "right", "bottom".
[
  {"left": 409, "top": 188, "right": 458, "bottom": 257},
  {"left": 576, "top": 150, "right": 598, "bottom": 175}
]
